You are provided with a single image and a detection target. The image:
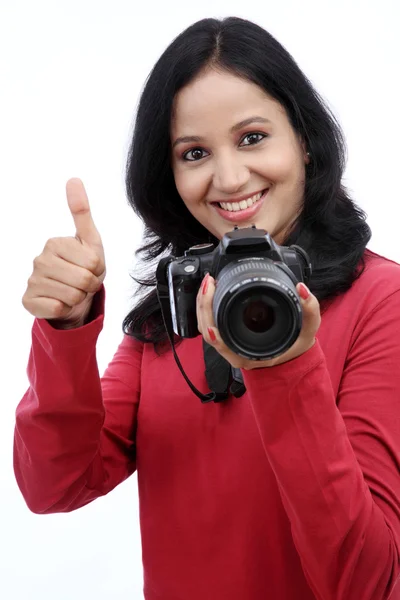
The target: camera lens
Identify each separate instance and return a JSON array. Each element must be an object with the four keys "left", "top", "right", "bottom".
[
  {"left": 242, "top": 298, "right": 275, "bottom": 333},
  {"left": 213, "top": 259, "right": 302, "bottom": 360}
]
